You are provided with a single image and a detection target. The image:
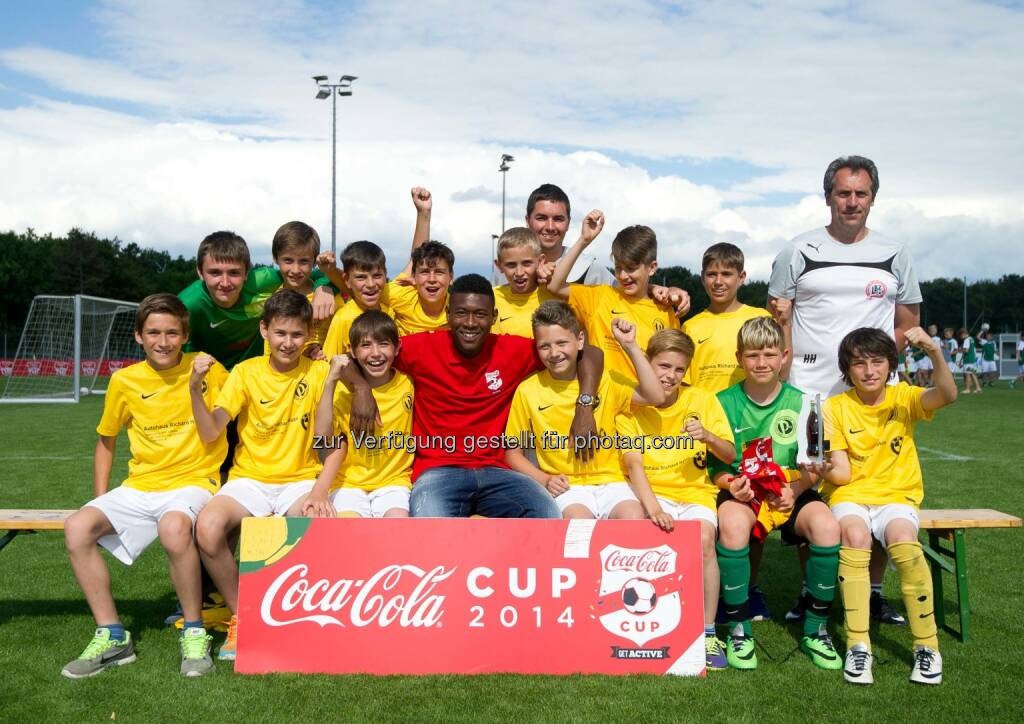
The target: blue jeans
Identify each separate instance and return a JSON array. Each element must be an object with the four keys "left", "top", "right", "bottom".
[{"left": 410, "top": 466, "right": 559, "bottom": 518}]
